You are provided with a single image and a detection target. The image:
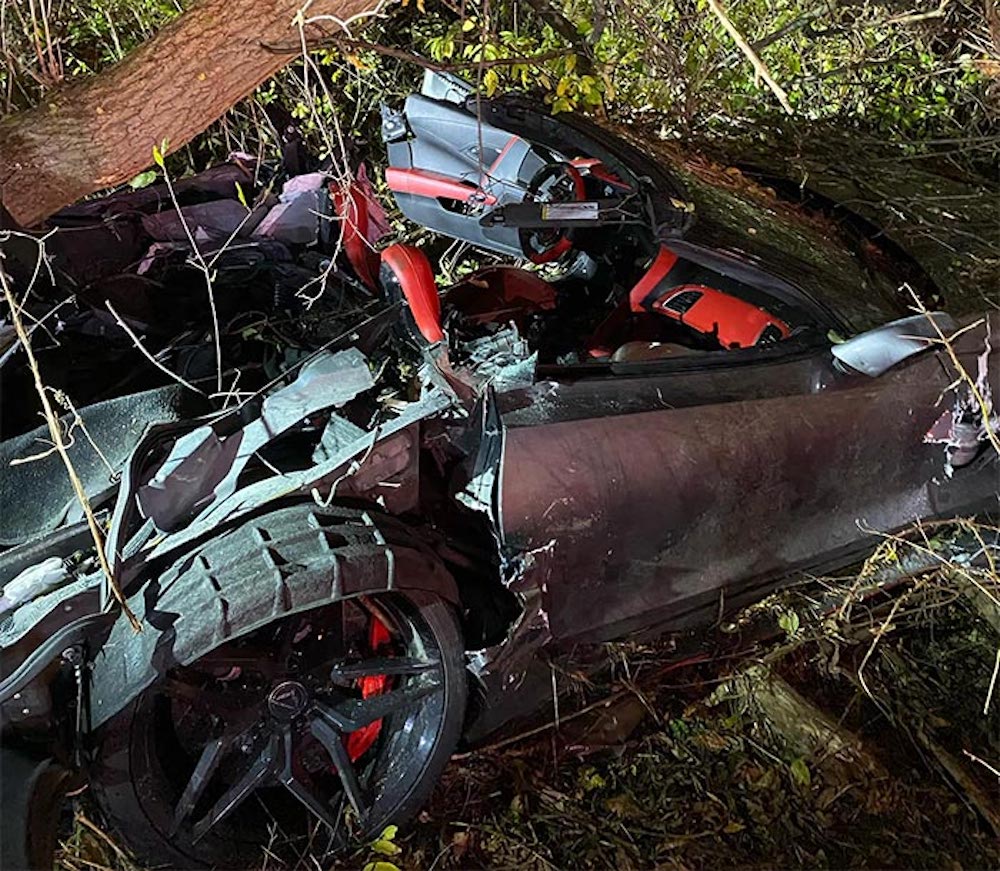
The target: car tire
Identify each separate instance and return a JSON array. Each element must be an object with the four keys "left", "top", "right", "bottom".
[
  {"left": 0, "top": 748, "right": 73, "bottom": 871},
  {"left": 91, "top": 591, "right": 466, "bottom": 869}
]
